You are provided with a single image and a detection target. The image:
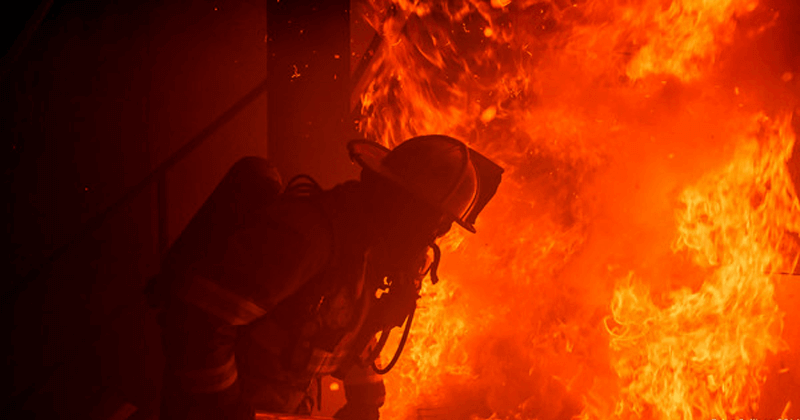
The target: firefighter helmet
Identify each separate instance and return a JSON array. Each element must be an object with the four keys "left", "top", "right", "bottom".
[{"left": 348, "top": 135, "right": 504, "bottom": 233}]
